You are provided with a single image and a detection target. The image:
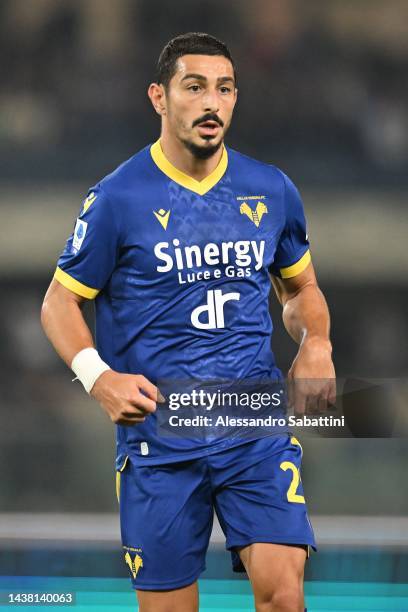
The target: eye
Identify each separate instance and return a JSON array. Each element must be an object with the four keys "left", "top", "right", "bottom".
[
  {"left": 219, "top": 86, "right": 232, "bottom": 94},
  {"left": 188, "top": 84, "right": 201, "bottom": 92}
]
